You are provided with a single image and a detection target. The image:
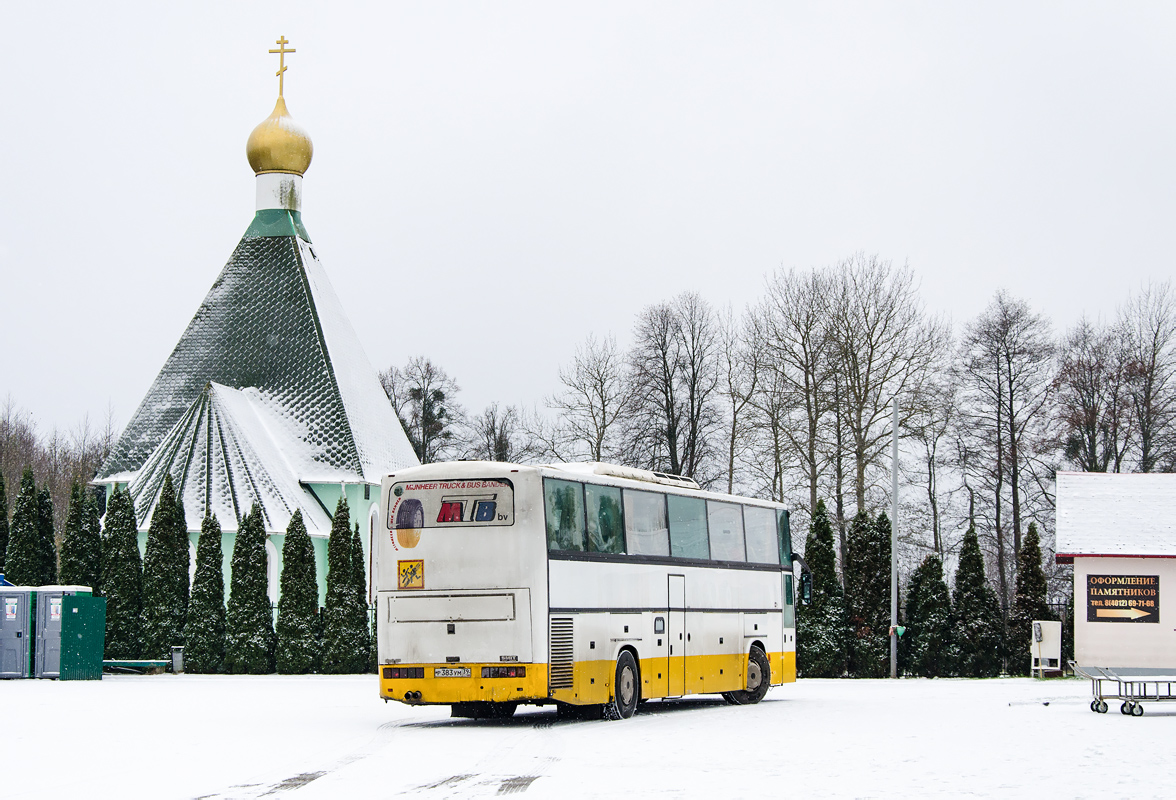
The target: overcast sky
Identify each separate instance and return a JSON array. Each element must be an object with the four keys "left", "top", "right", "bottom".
[{"left": 2, "top": 2, "right": 1174, "bottom": 437}]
